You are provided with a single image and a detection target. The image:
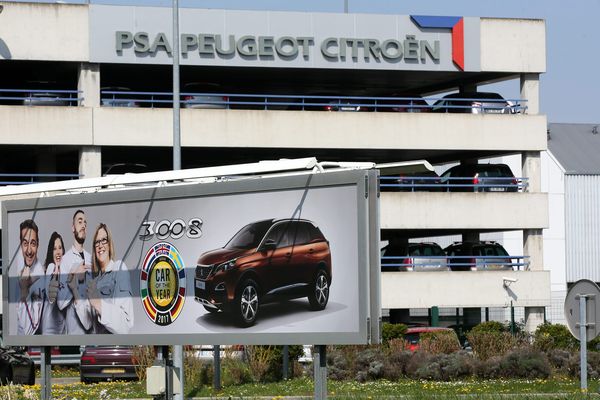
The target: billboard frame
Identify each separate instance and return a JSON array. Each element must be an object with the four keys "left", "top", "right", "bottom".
[{"left": 2, "top": 168, "right": 379, "bottom": 346}]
